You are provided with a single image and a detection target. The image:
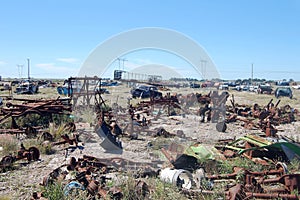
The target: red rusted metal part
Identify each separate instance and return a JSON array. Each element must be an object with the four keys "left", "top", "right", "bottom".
[
  {"left": 87, "top": 180, "right": 99, "bottom": 196},
  {"left": 0, "top": 98, "right": 72, "bottom": 132},
  {"left": 223, "top": 149, "right": 236, "bottom": 158},
  {"left": 0, "top": 155, "right": 15, "bottom": 169},
  {"left": 161, "top": 147, "right": 175, "bottom": 164},
  {"left": 279, "top": 174, "right": 300, "bottom": 192},
  {"left": 244, "top": 174, "right": 264, "bottom": 193},
  {"left": 0, "top": 145, "right": 40, "bottom": 171},
  {"left": 245, "top": 192, "right": 299, "bottom": 199},
  {"left": 206, "top": 167, "right": 244, "bottom": 180},
  {"left": 226, "top": 184, "right": 246, "bottom": 200},
  {"left": 52, "top": 134, "right": 80, "bottom": 146},
  {"left": 226, "top": 97, "right": 296, "bottom": 135}
]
